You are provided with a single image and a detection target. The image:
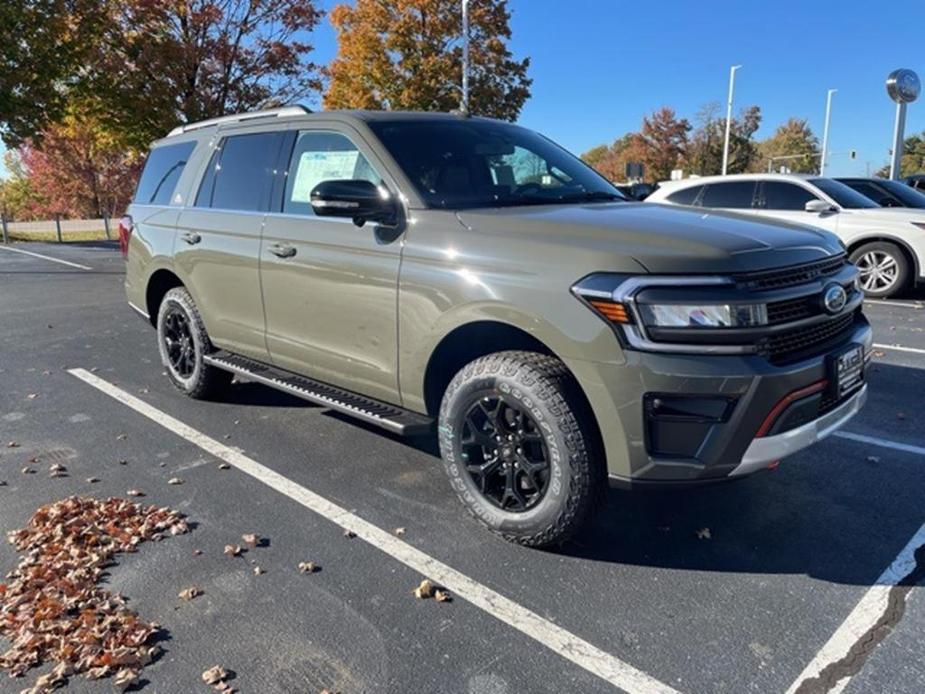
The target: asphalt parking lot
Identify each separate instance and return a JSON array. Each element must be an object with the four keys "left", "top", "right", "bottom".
[{"left": 1, "top": 242, "right": 924, "bottom": 694}]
